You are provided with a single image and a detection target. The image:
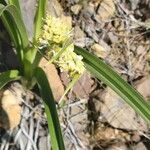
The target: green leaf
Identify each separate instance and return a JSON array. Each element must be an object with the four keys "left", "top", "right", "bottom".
[
  {"left": 34, "top": 0, "right": 47, "bottom": 41},
  {"left": 23, "top": 46, "right": 38, "bottom": 83},
  {"left": 8, "top": 0, "right": 21, "bottom": 13},
  {"left": 0, "top": 4, "right": 29, "bottom": 50},
  {"left": 75, "top": 46, "right": 150, "bottom": 124},
  {"left": 0, "top": 70, "right": 20, "bottom": 89},
  {"left": 35, "top": 67, "right": 65, "bottom": 150},
  {"left": 0, "top": 6, "right": 20, "bottom": 50}
]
